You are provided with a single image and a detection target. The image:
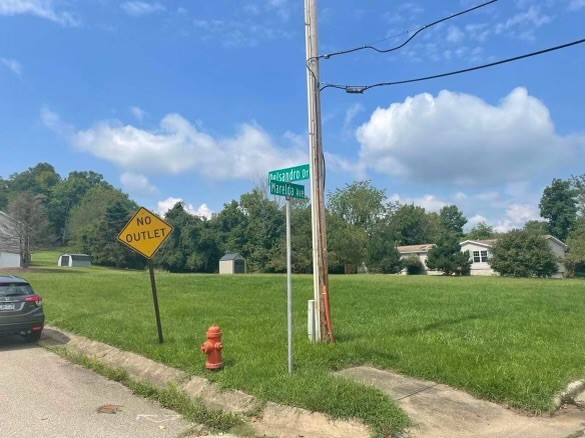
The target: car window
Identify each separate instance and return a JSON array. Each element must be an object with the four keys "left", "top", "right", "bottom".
[{"left": 0, "top": 283, "right": 34, "bottom": 297}]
